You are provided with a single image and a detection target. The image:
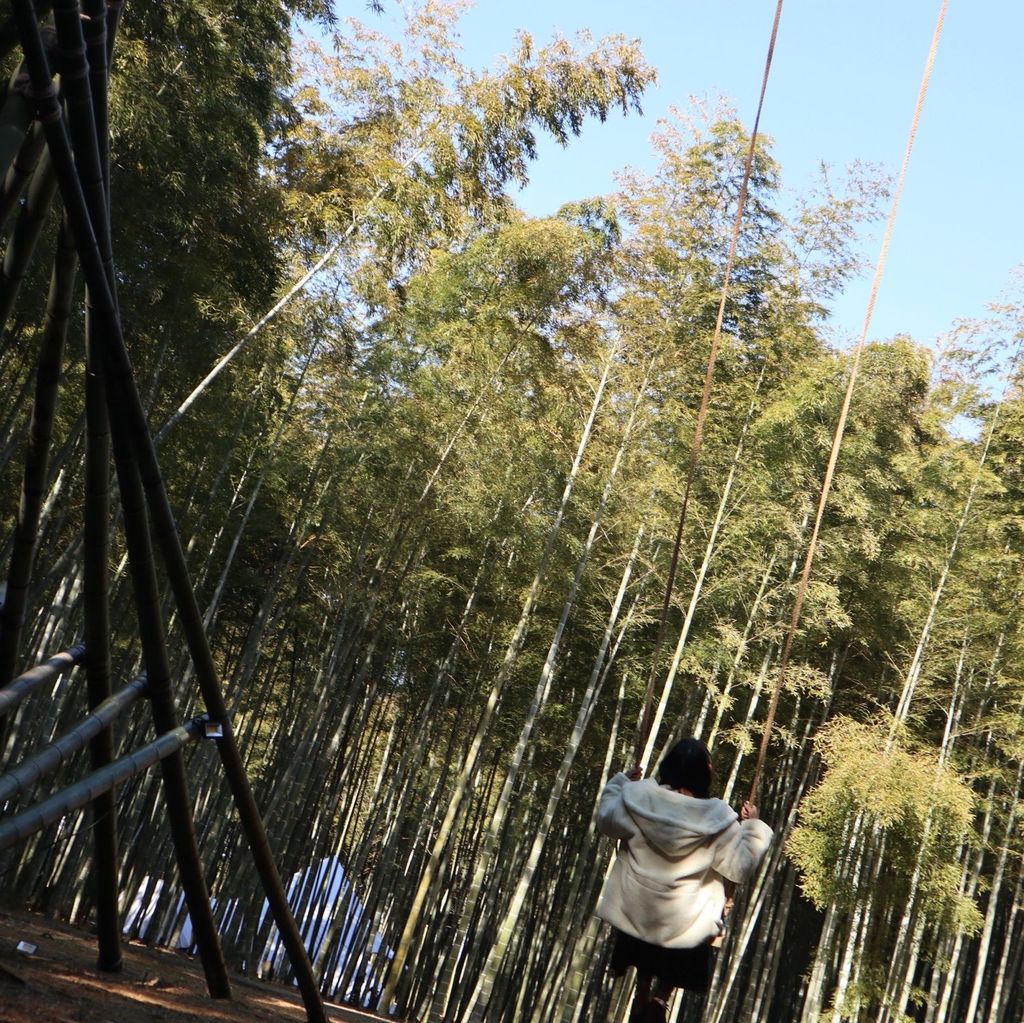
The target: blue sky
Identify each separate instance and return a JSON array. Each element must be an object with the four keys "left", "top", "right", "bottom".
[{"left": 334, "top": 2, "right": 1023, "bottom": 353}]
